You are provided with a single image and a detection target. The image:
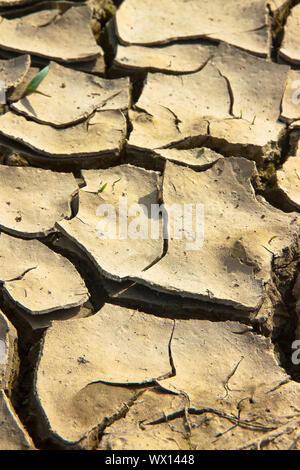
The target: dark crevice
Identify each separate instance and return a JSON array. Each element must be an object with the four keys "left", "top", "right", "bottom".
[
  {"left": 141, "top": 169, "right": 169, "bottom": 272},
  {"left": 106, "top": 286, "right": 256, "bottom": 326},
  {"left": 162, "top": 133, "right": 266, "bottom": 163},
  {"left": 124, "top": 149, "right": 167, "bottom": 172},
  {"left": 4, "top": 266, "right": 37, "bottom": 283},
  {"left": 0, "top": 135, "right": 121, "bottom": 172},
  {"left": 112, "top": 0, "right": 124, "bottom": 7},
  {"left": 278, "top": 124, "right": 293, "bottom": 167},
  {"left": 99, "top": 19, "right": 116, "bottom": 74},
  {"left": 161, "top": 106, "right": 182, "bottom": 134},
  {"left": 253, "top": 126, "right": 299, "bottom": 212},
  {"left": 0, "top": 288, "right": 44, "bottom": 449},
  {"left": 125, "top": 149, "right": 223, "bottom": 174},
  {"left": 270, "top": 242, "right": 300, "bottom": 382},
  {"left": 91, "top": 387, "right": 150, "bottom": 450},
  {"left": 130, "top": 74, "right": 147, "bottom": 106},
  {"left": 168, "top": 321, "right": 176, "bottom": 376},
  {"left": 268, "top": 0, "right": 295, "bottom": 62},
  {"left": 124, "top": 109, "right": 133, "bottom": 142},
  {"left": 215, "top": 68, "right": 234, "bottom": 117},
  {"left": 0, "top": 1, "right": 73, "bottom": 19},
  {"left": 43, "top": 232, "right": 107, "bottom": 313},
  {"left": 146, "top": 406, "right": 278, "bottom": 432},
  {"left": 70, "top": 191, "right": 80, "bottom": 218},
  {"left": 141, "top": 239, "right": 168, "bottom": 272}
]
